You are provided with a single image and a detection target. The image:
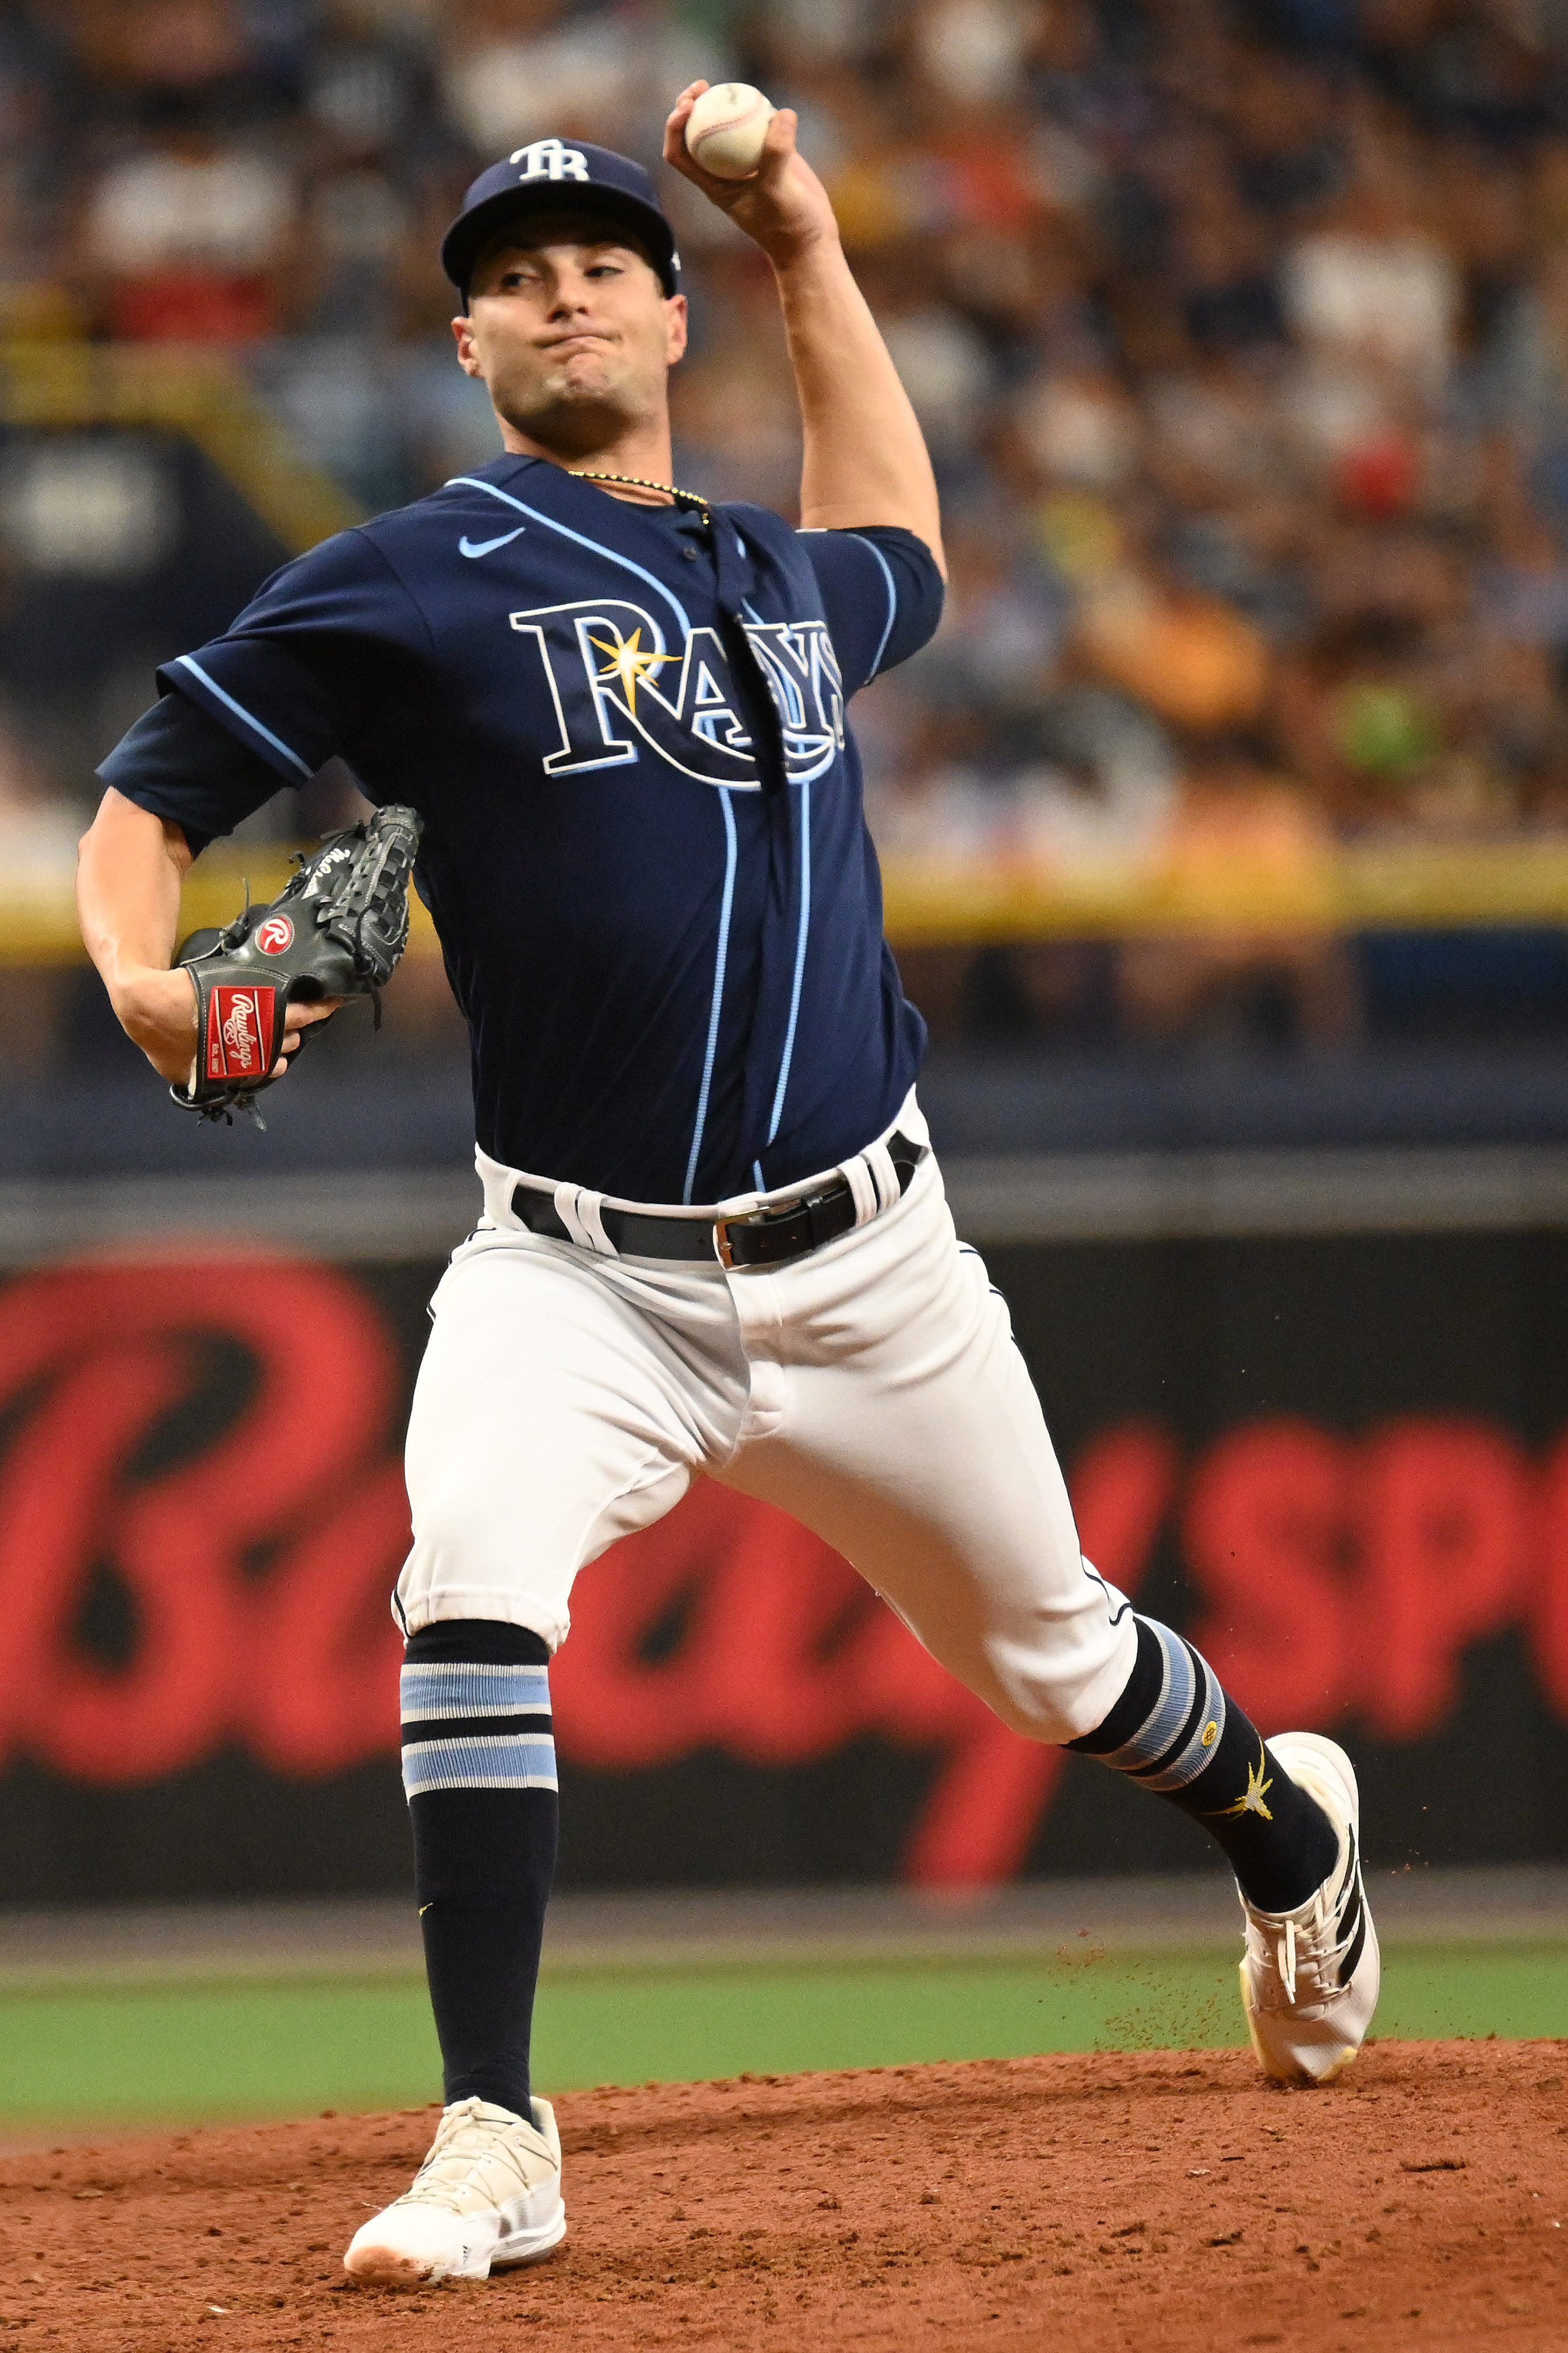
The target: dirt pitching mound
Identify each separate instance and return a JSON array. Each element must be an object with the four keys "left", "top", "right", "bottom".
[{"left": 1, "top": 2039, "right": 1563, "bottom": 2352}]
